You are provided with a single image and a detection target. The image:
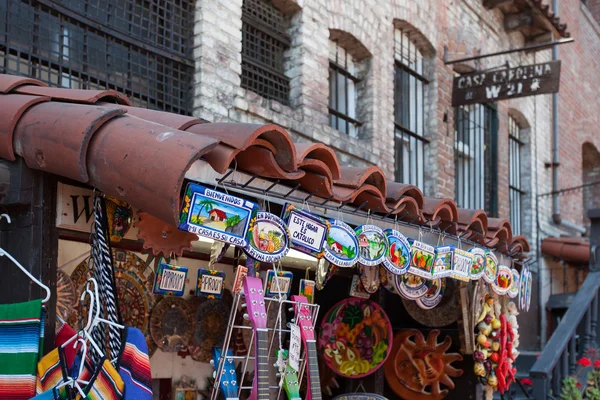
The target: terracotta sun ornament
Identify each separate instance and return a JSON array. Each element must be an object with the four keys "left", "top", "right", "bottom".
[
  {"left": 384, "top": 329, "right": 464, "bottom": 400},
  {"left": 135, "top": 211, "right": 197, "bottom": 257}
]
